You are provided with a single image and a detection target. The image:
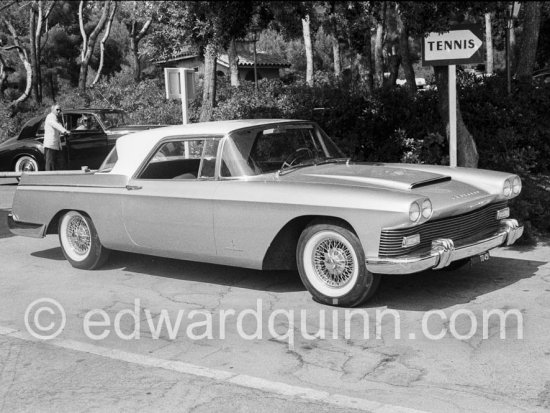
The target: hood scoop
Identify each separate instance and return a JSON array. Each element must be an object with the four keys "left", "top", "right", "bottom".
[{"left": 410, "top": 176, "right": 451, "bottom": 189}]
